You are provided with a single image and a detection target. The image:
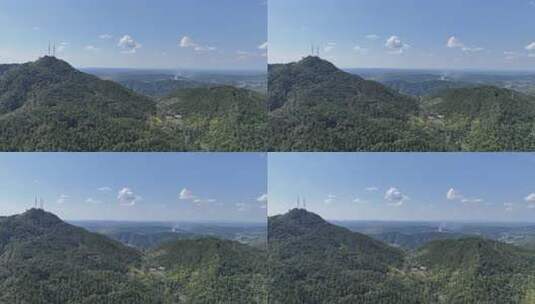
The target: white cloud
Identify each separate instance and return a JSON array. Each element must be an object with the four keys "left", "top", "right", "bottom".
[
  {"left": 324, "top": 42, "right": 336, "bottom": 53},
  {"left": 258, "top": 41, "right": 268, "bottom": 50},
  {"left": 117, "top": 187, "right": 140, "bottom": 206},
  {"left": 365, "top": 187, "right": 379, "bottom": 192},
  {"left": 447, "top": 188, "right": 482, "bottom": 203},
  {"left": 179, "top": 36, "right": 216, "bottom": 52},
  {"left": 257, "top": 193, "right": 268, "bottom": 202},
  {"left": 447, "top": 36, "right": 483, "bottom": 53},
  {"left": 526, "top": 42, "right": 535, "bottom": 51},
  {"left": 354, "top": 197, "right": 367, "bottom": 204},
  {"left": 447, "top": 36, "right": 464, "bottom": 48},
  {"left": 462, "top": 47, "right": 484, "bottom": 53},
  {"left": 385, "top": 187, "right": 408, "bottom": 206},
  {"left": 385, "top": 36, "right": 409, "bottom": 54},
  {"left": 56, "top": 194, "right": 69, "bottom": 204},
  {"left": 195, "top": 46, "right": 216, "bottom": 51},
  {"left": 179, "top": 188, "right": 195, "bottom": 200},
  {"left": 446, "top": 188, "right": 463, "bottom": 200},
  {"left": 98, "top": 186, "right": 112, "bottom": 192},
  {"left": 32, "top": 26, "right": 40, "bottom": 31},
  {"left": 324, "top": 194, "right": 336, "bottom": 204},
  {"left": 525, "top": 193, "right": 535, "bottom": 202},
  {"left": 365, "top": 34, "right": 380, "bottom": 40},
  {"left": 236, "top": 202, "right": 247, "bottom": 212},
  {"left": 461, "top": 198, "right": 484, "bottom": 203},
  {"left": 118, "top": 35, "right": 141, "bottom": 54},
  {"left": 85, "top": 45, "right": 100, "bottom": 52},
  {"left": 180, "top": 36, "right": 196, "bottom": 48},
  {"left": 353, "top": 46, "right": 368, "bottom": 54},
  {"left": 99, "top": 34, "right": 113, "bottom": 40},
  {"left": 57, "top": 42, "right": 69, "bottom": 53},
  {"left": 86, "top": 198, "right": 103, "bottom": 204}
]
